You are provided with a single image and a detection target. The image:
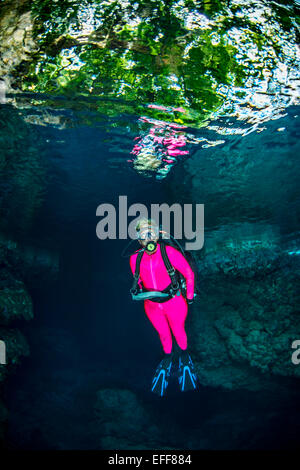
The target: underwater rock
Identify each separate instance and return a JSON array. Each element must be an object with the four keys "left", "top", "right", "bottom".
[
  {"left": 1, "top": 240, "right": 59, "bottom": 288},
  {"left": 93, "top": 384, "right": 300, "bottom": 449},
  {"left": 0, "top": 106, "right": 46, "bottom": 235},
  {"left": 95, "top": 387, "right": 223, "bottom": 450},
  {"left": 94, "top": 388, "right": 162, "bottom": 450},
  {"left": 0, "top": 275, "right": 33, "bottom": 325},
  {"left": 0, "top": 326, "right": 30, "bottom": 446},
  {"left": 167, "top": 113, "right": 300, "bottom": 391},
  {"left": 93, "top": 388, "right": 188, "bottom": 450},
  {"left": 0, "top": 237, "right": 59, "bottom": 289},
  {"left": 0, "top": 239, "right": 33, "bottom": 384},
  {"left": 189, "top": 245, "right": 300, "bottom": 391},
  {"left": 0, "top": 327, "right": 30, "bottom": 383}
]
